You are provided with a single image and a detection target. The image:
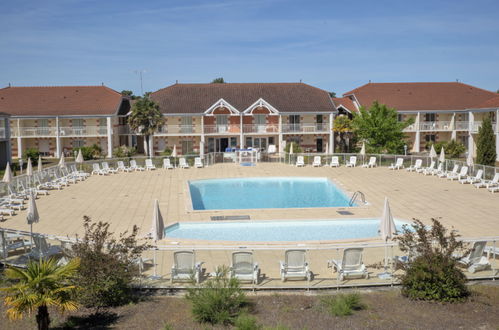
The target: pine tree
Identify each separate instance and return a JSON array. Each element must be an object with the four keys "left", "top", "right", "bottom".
[{"left": 476, "top": 116, "right": 497, "bottom": 166}]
